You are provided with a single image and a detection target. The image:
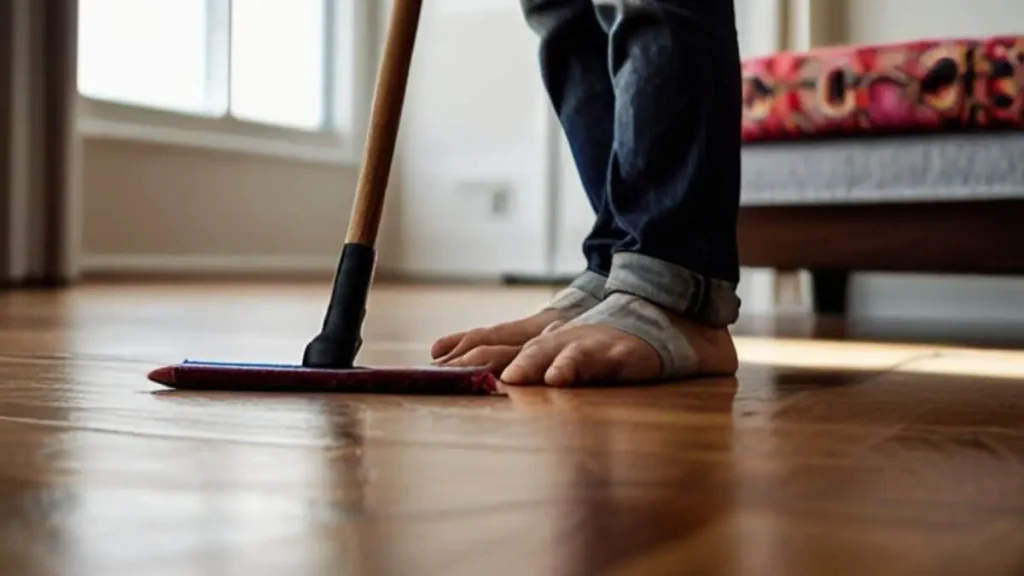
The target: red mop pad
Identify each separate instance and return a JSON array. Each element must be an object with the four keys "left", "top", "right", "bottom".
[{"left": 148, "top": 360, "right": 499, "bottom": 395}]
